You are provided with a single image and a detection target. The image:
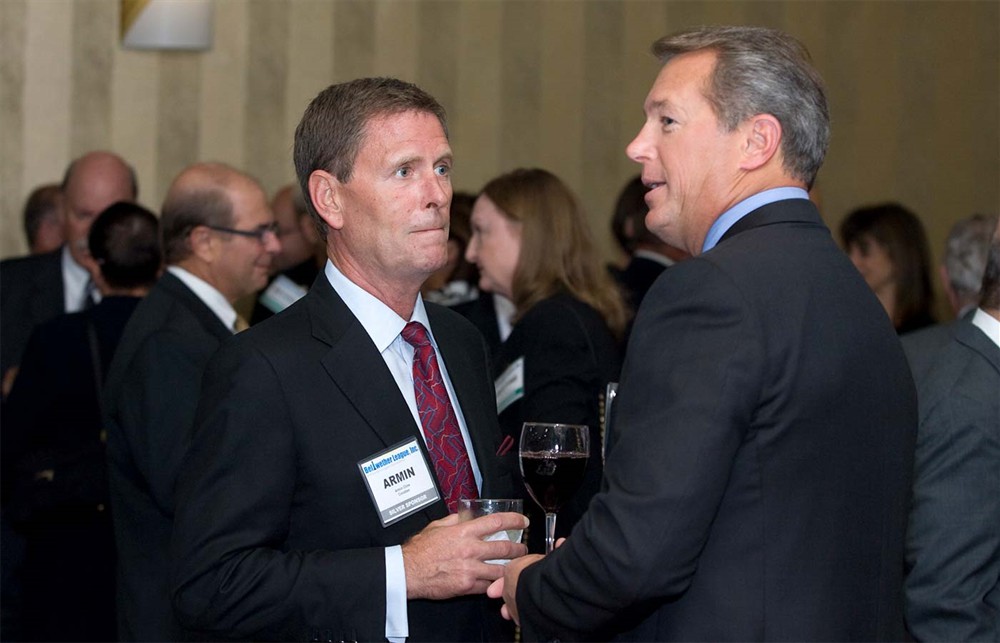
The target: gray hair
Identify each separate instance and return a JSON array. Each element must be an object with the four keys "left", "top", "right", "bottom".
[
  {"left": 652, "top": 25, "right": 829, "bottom": 188},
  {"left": 944, "top": 213, "right": 998, "bottom": 300}
]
